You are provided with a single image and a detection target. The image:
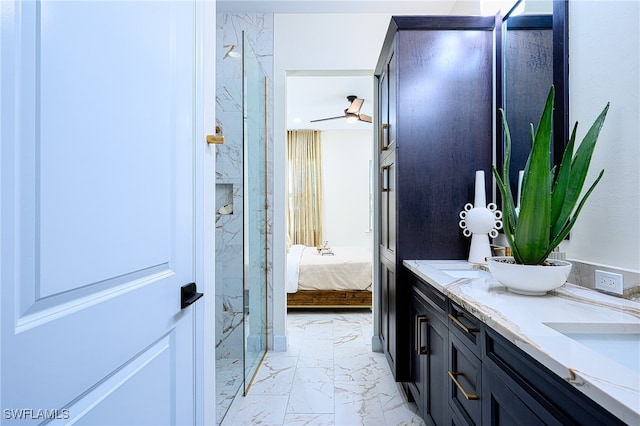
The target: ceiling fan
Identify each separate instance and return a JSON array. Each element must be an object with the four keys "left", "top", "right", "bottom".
[{"left": 310, "top": 95, "right": 372, "bottom": 124}]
